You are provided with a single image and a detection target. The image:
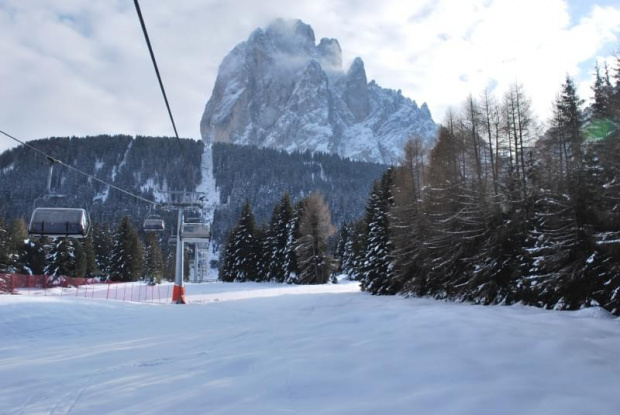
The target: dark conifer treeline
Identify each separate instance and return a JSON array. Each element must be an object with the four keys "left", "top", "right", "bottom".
[
  {"left": 0, "top": 216, "right": 170, "bottom": 283},
  {"left": 0, "top": 135, "right": 203, "bottom": 229},
  {"left": 220, "top": 192, "right": 336, "bottom": 284},
  {"left": 0, "top": 136, "right": 385, "bottom": 249},
  {"left": 337, "top": 55, "right": 620, "bottom": 315},
  {"left": 211, "top": 143, "right": 386, "bottom": 243}
]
